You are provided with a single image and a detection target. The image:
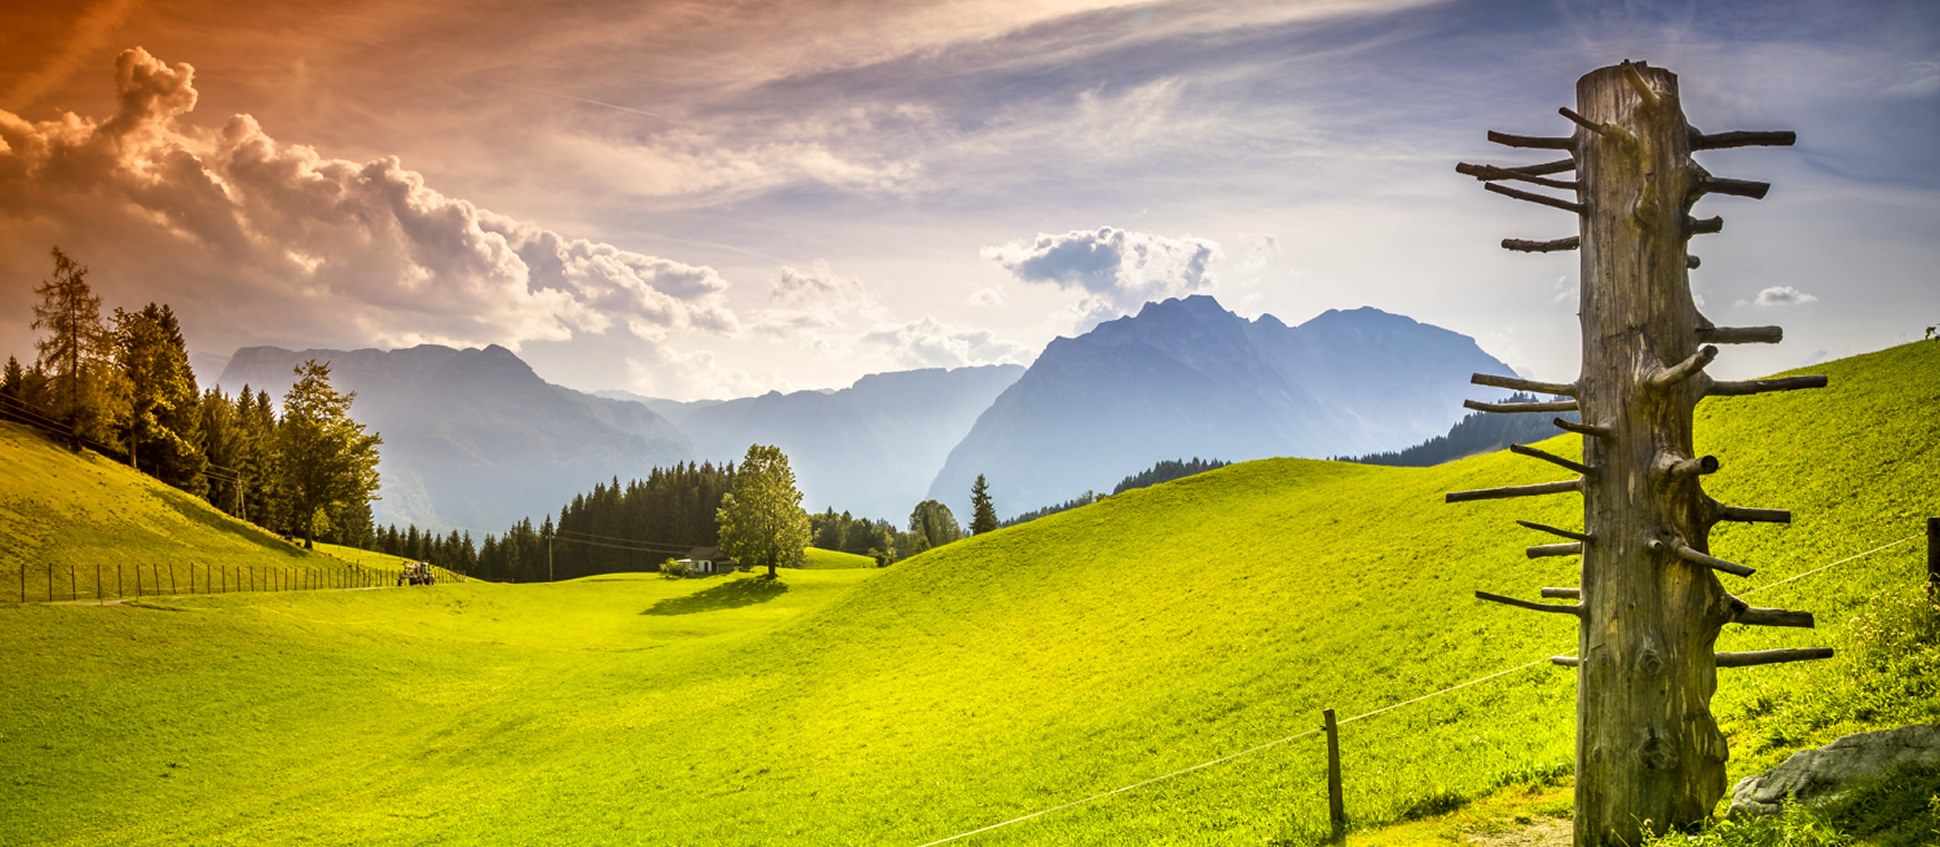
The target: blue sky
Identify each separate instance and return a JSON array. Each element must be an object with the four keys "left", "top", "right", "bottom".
[{"left": 2, "top": 0, "right": 1934, "bottom": 399}]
